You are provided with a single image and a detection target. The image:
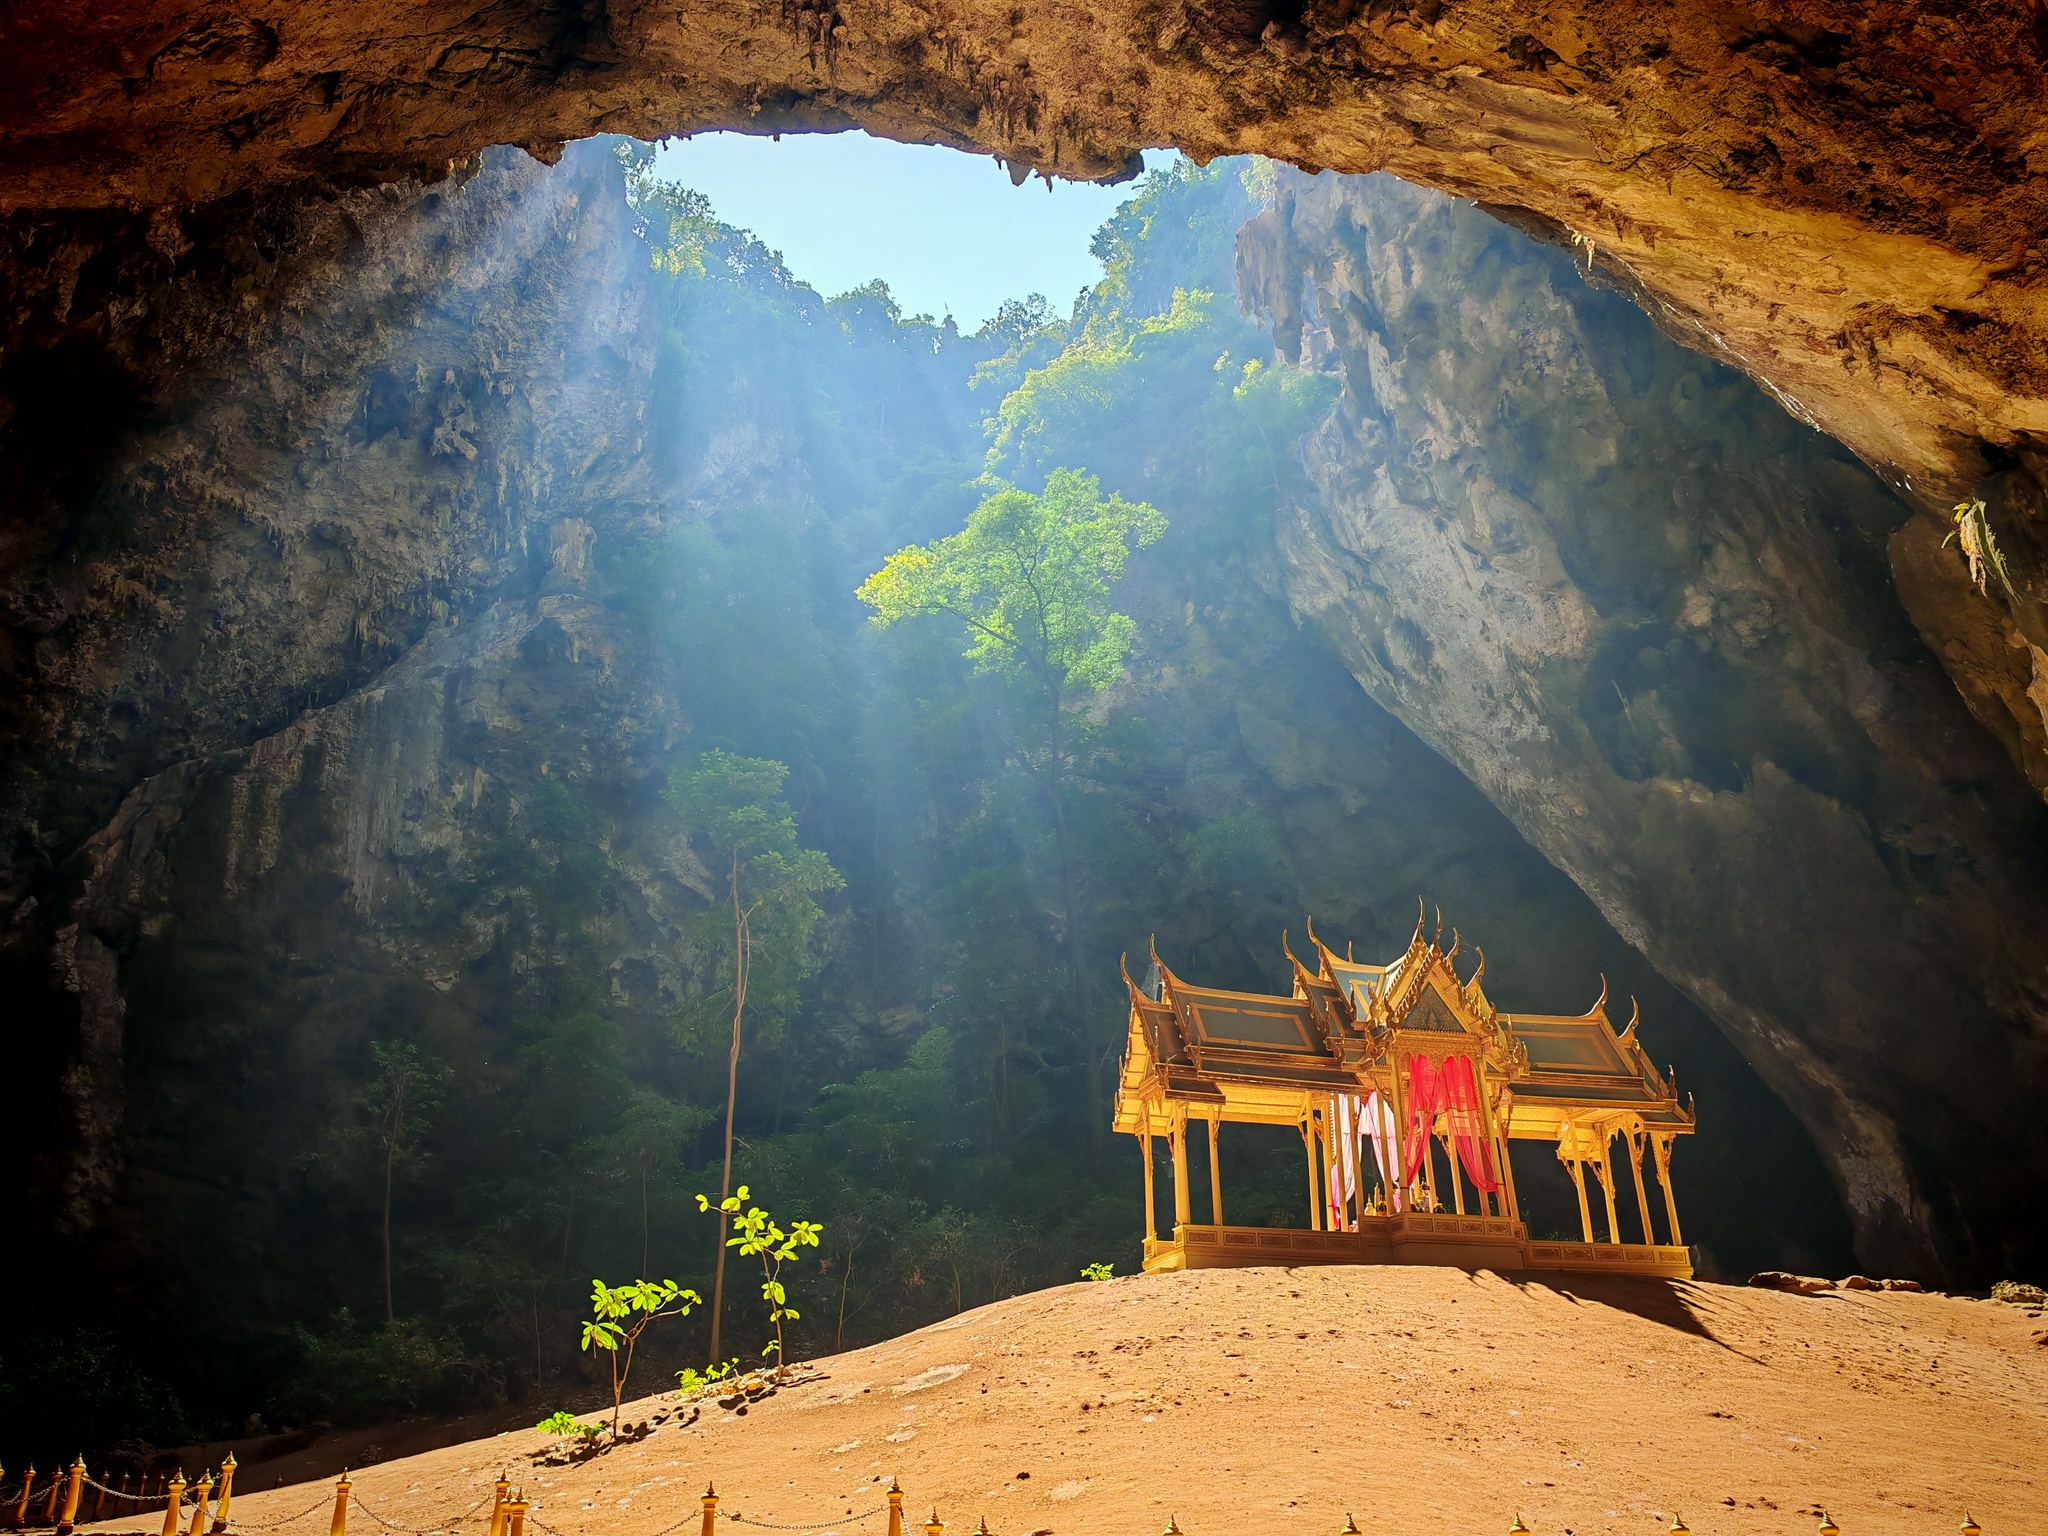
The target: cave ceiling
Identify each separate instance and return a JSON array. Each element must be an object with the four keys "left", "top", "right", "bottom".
[
  {"left": 9, "top": 1, "right": 2048, "bottom": 781},
  {"left": 6, "top": 1, "right": 2043, "bottom": 493}
]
